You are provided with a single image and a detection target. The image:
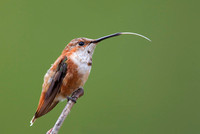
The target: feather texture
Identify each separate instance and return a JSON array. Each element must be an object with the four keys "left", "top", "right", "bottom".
[{"left": 30, "top": 56, "right": 68, "bottom": 125}]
